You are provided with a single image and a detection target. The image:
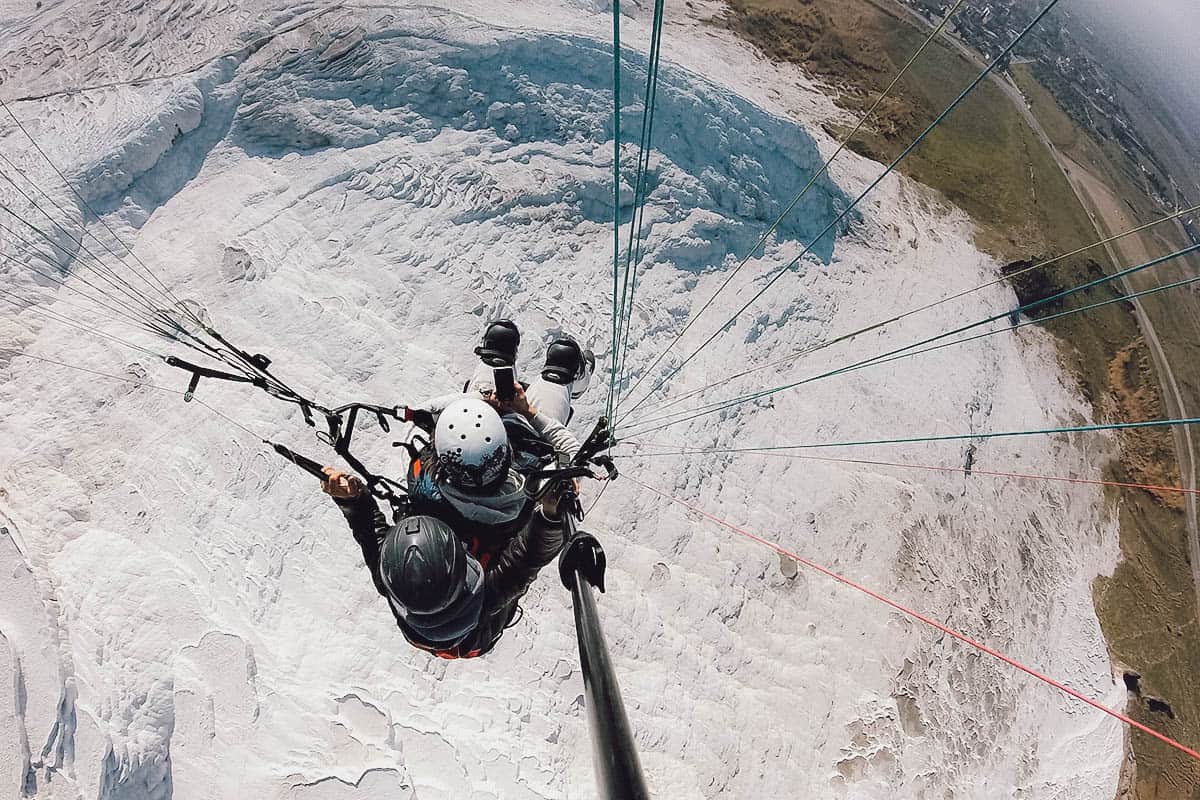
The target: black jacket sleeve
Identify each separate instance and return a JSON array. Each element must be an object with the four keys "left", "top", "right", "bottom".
[
  {"left": 336, "top": 493, "right": 393, "bottom": 600},
  {"left": 484, "top": 508, "right": 565, "bottom": 610}
]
